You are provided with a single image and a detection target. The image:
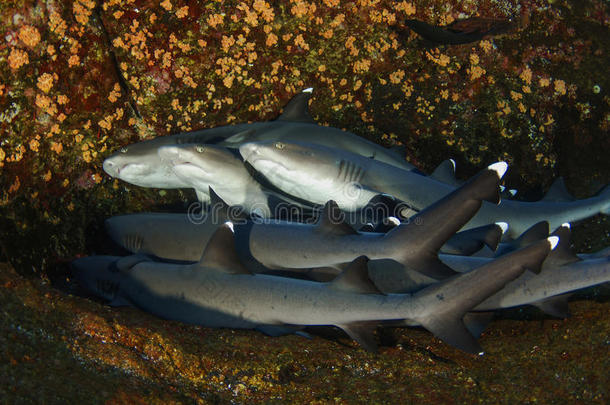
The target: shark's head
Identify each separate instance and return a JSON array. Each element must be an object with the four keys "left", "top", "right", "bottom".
[
  {"left": 240, "top": 140, "right": 339, "bottom": 179},
  {"left": 103, "top": 138, "right": 188, "bottom": 188},
  {"left": 71, "top": 256, "right": 126, "bottom": 303},
  {"left": 158, "top": 144, "right": 247, "bottom": 191},
  {"left": 239, "top": 140, "right": 369, "bottom": 208}
]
